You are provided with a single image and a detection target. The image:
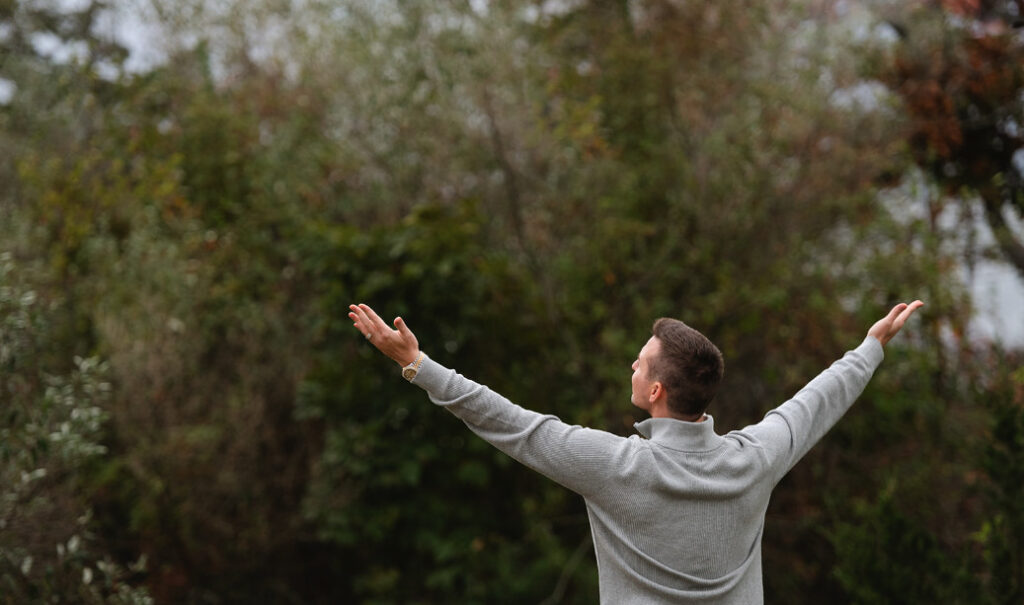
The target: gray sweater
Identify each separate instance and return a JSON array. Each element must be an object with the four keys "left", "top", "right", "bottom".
[{"left": 411, "top": 336, "right": 885, "bottom": 603}]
